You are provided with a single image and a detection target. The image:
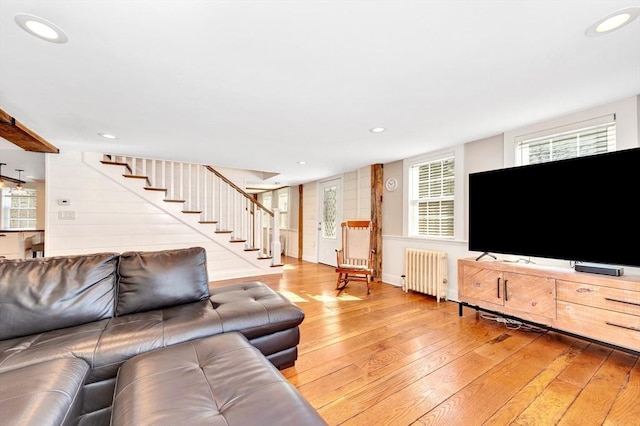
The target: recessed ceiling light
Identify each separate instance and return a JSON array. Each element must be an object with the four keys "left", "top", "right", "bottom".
[
  {"left": 15, "top": 13, "right": 68, "bottom": 44},
  {"left": 297, "top": 161, "right": 307, "bottom": 165},
  {"left": 369, "top": 127, "right": 386, "bottom": 133},
  {"left": 98, "top": 133, "right": 117, "bottom": 139},
  {"left": 585, "top": 7, "right": 640, "bottom": 36}
]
